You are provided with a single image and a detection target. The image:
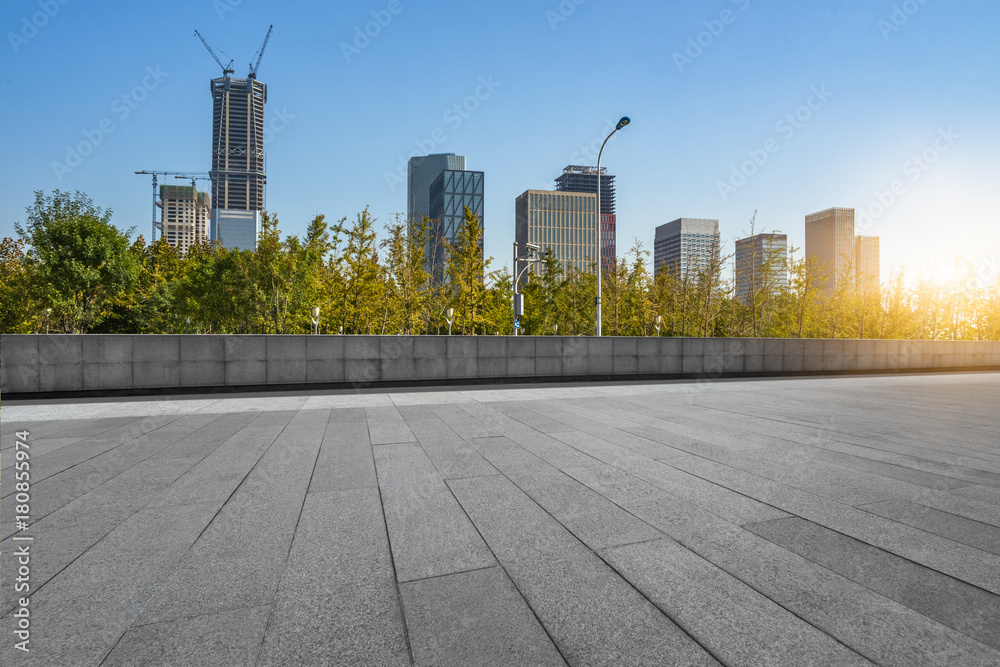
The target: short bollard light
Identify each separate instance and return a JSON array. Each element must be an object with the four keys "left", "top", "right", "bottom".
[
  {"left": 445, "top": 307, "right": 454, "bottom": 336},
  {"left": 310, "top": 306, "right": 320, "bottom": 335},
  {"left": 653, "top": 315, "right": 662, "bottom": 336}
]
